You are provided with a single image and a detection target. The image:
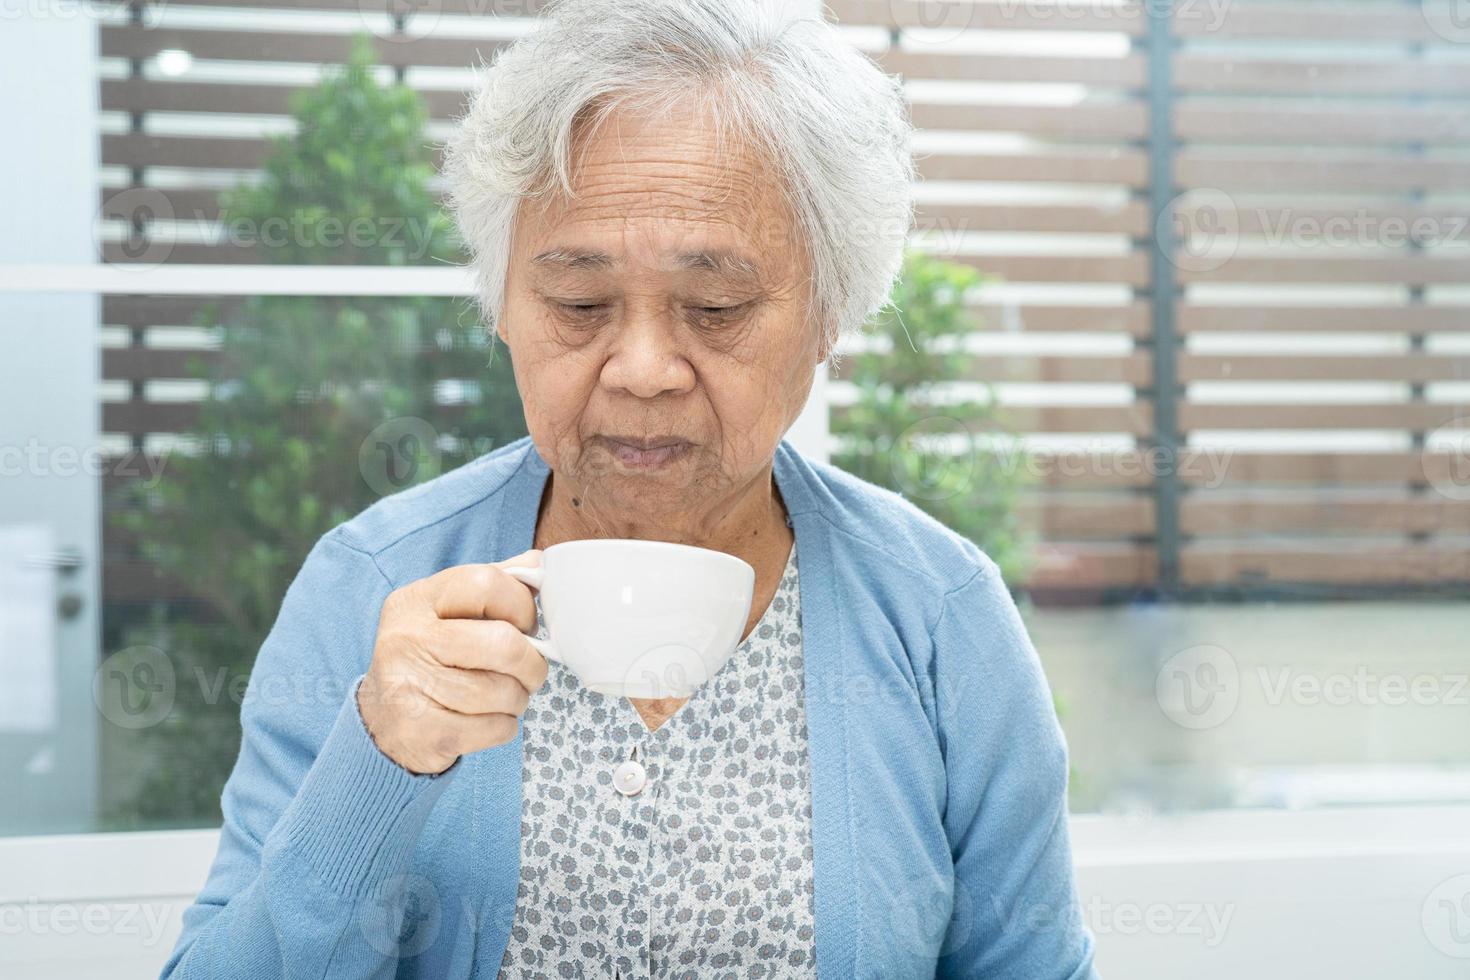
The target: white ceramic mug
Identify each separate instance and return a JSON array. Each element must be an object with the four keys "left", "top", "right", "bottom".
[{"left": 502, "top": 539, "right": 755, "bottom": 699}]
